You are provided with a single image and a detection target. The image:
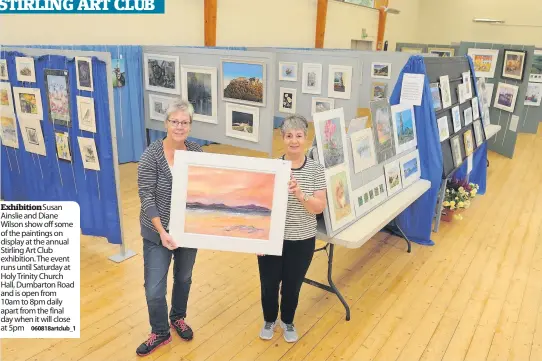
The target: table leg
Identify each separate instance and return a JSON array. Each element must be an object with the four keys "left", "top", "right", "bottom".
[
  {"left": 303, "top": 244, "right": 351, "bottom": 321},
  {"left": 433, "top": 179, "right": 448, "bottom": 233},
  {"left": 384, "top": 219, "right": 411, "bottom": 253}
]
